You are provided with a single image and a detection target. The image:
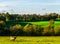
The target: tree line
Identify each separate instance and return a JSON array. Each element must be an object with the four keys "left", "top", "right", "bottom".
[
  {"left": 0, "top": 12, "right": 60, "bottom": 22},
  {"left": 0, "top": 19, "right": 60, "bottom": 36},
  {"left": 0, "top": 12, "right": 60, "bottom": 36}
]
